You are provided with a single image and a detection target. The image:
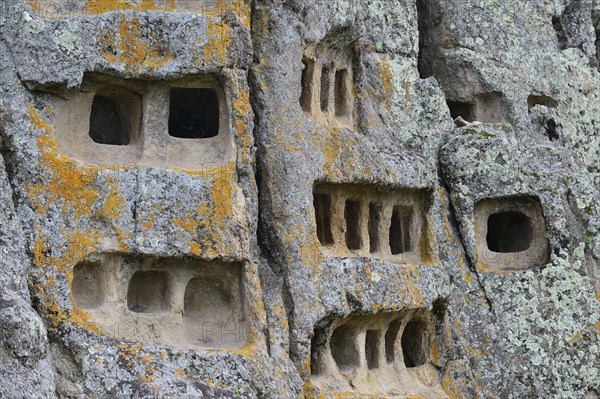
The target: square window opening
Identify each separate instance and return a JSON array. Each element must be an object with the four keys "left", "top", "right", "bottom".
[
  {"left": 486, "top": 211, "right": 533, "bottom": 253},
  {"left": 169, "top": 88, "right": 220, "bottom": 139},
  {"left": 401, "top": 319, "right": 429, "bottom": 368}
]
